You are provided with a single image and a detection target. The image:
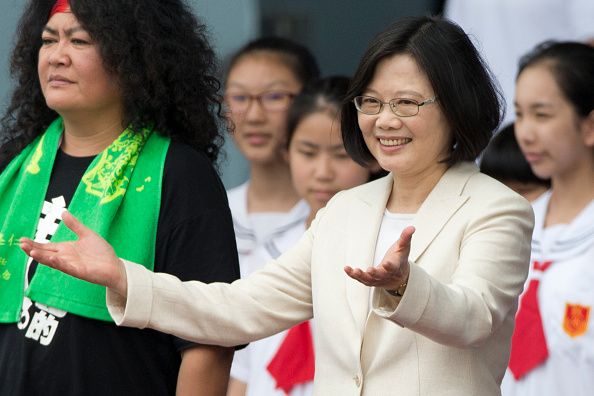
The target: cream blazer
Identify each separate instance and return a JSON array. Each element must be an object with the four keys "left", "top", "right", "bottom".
[{"left": 108, "top": 162, "right": 534, "bottom": 396}]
